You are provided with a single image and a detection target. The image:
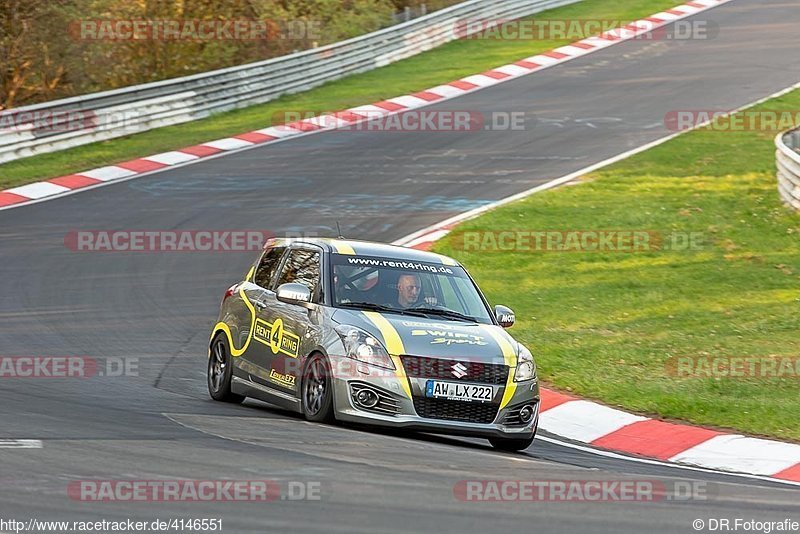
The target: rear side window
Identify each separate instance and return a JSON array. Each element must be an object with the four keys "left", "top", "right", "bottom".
[
  {"left": 254, "top": 246, "right": 285, "bottom": 288},
  {"left": 278, "top": 249, "right": 321, "bottom": 297}
]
